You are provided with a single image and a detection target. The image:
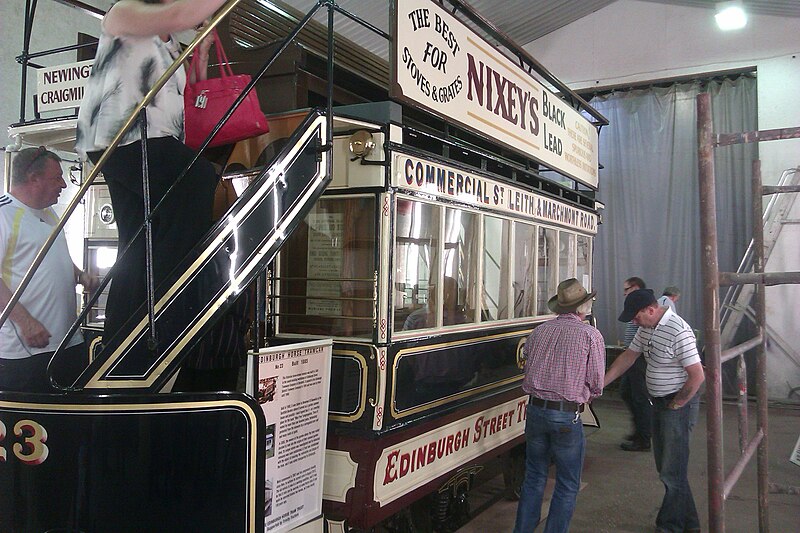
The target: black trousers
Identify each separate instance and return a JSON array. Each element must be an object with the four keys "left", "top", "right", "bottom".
[
  {"left": 0, "top": 343, "right": 87, "bottom": 393},
  {"left": 90, "top": 137, "right": 218, "bottom": 347},
  {"left": 620, "top": 355, "right": 652, "bottom": 440}
]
